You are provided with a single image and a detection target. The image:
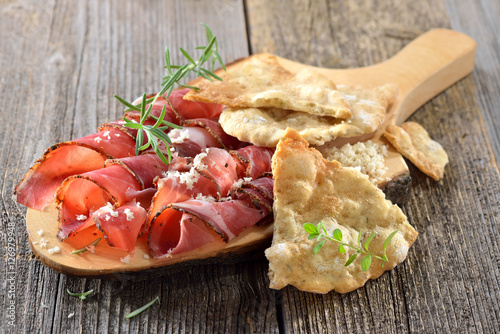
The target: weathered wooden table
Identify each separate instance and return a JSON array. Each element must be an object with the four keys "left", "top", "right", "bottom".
[{"left": 1, "top": 0, "right": 499, "bottom": 333}]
